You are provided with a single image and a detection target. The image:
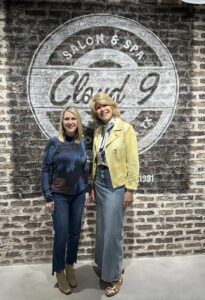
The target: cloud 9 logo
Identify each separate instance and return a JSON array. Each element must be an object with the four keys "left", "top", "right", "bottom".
[{"left": 27, "top": 14, "right": 179, "bottom": 154}]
